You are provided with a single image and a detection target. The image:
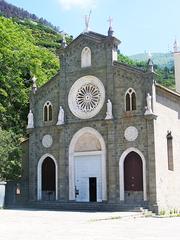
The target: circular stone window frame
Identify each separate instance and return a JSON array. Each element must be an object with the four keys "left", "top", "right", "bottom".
[
  {"left": 42, "top": 134, "right": 53, "bottom": 148},
  {"left": 68, "top": 75, "right": 105, "bottom": 119},
  {"left": 124, "top": 126, "right": 138, "bottom": 142}
]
